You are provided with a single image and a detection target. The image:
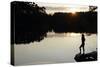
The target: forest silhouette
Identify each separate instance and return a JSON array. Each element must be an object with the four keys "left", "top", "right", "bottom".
[{"left": 11, "top": 1, "right": 97, "bottom": 44}]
